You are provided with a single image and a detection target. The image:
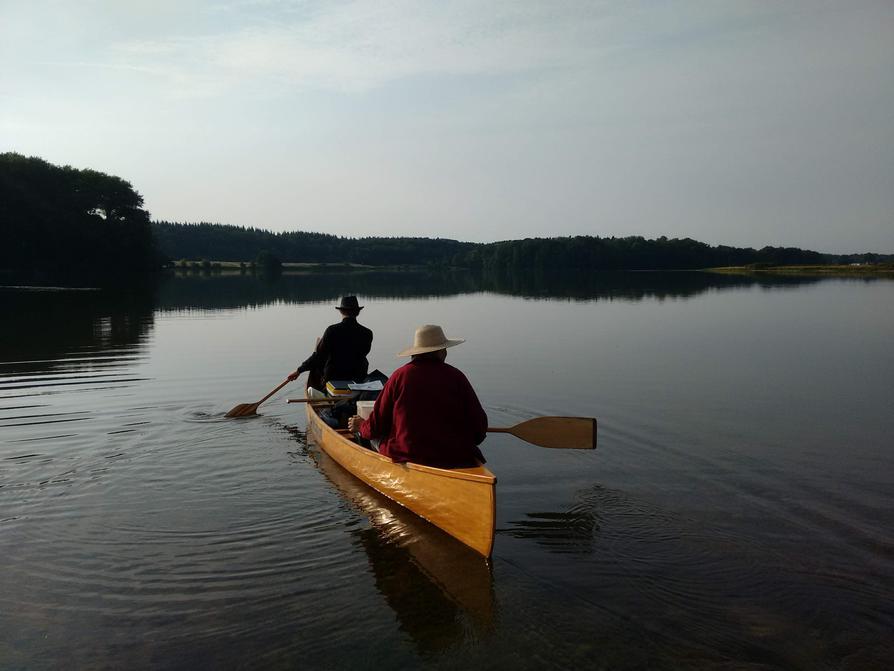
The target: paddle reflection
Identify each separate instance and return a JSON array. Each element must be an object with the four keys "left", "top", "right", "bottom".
[
  {"left": 502, "top": 510, "right": 601, "bottom": 555},
  {"left": 307, "top": 447, "right": 496, "bottom": 654}
]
